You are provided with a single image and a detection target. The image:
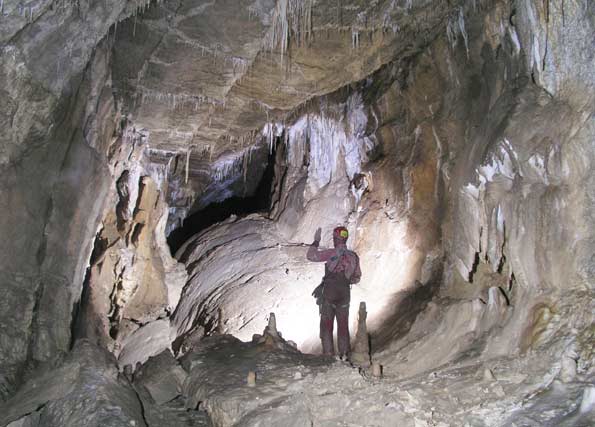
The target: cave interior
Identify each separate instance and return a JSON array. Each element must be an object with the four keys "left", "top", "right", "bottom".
[{"left": 0, "top": 0, "right": 594, "bottom": 426}]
